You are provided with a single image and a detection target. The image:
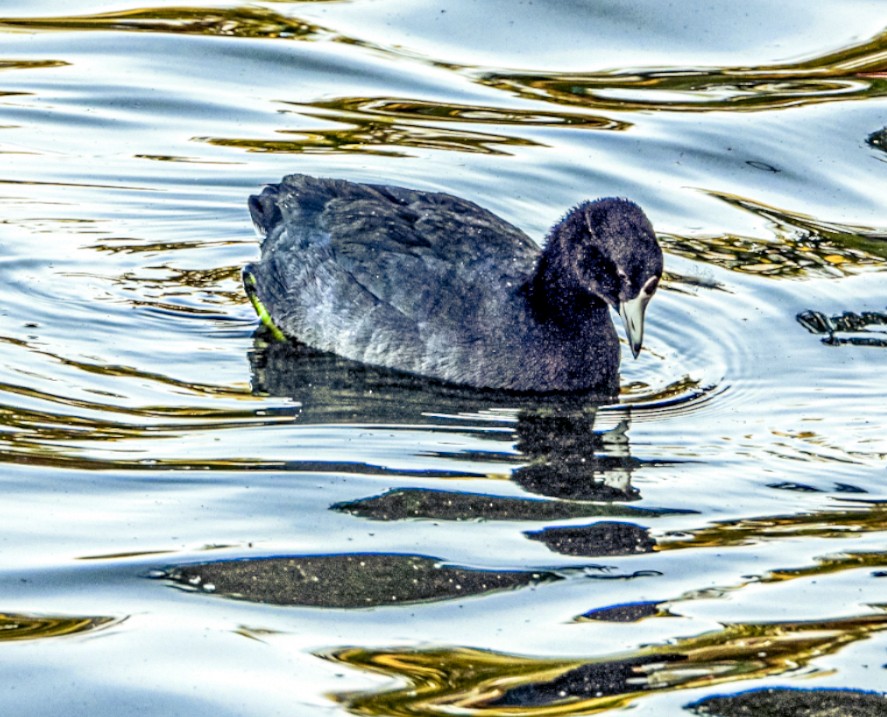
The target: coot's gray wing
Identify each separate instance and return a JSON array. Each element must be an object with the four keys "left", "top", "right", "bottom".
[
  {"left": 250, "top": 174, "right": 539, "bottom": 326},
  {"left": 247, "top": 175, "right": 540, "bottom": 374}
]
